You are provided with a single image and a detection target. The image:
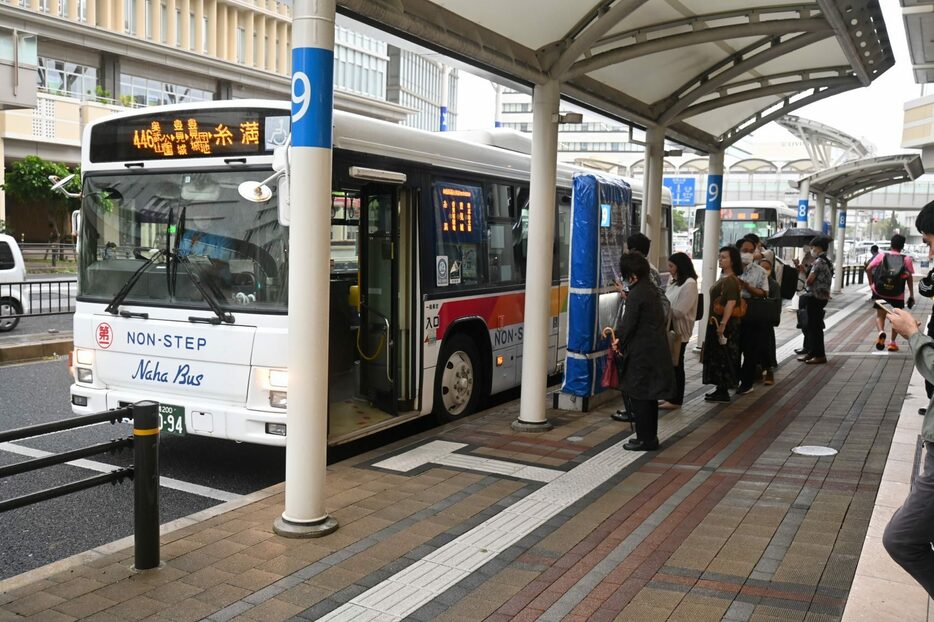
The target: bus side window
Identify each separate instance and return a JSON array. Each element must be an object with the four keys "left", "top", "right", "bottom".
[
  {"left": 630, "top": 200, "right": 643, "bottom": 238},
  {"left": 513, "top": 187, "right": 529, "bottom": 279},
  {"left": 487, "top": 183, "right": 519, "bottom": 284},
  {"left": 556, "top": 192, "right": 571, "bottom": 280}
]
